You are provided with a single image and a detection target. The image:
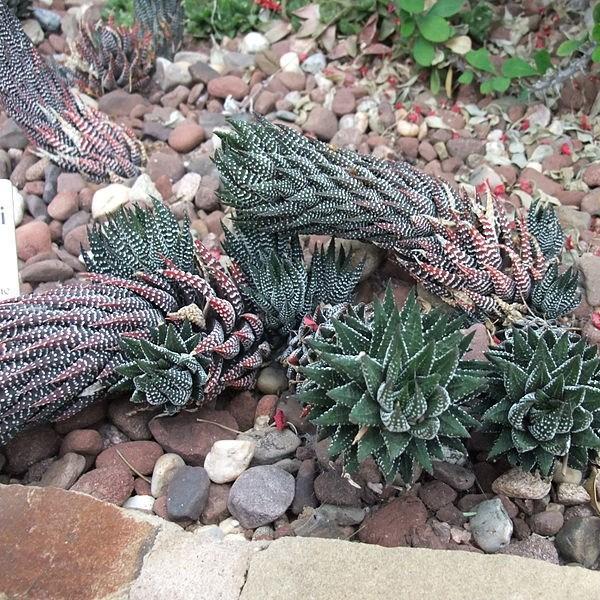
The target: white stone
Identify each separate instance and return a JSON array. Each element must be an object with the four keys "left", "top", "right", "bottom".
[
  {"left": 10, "top": 186, "right": 25, "bottom": 226},
  {"left": 173, "top": 172, "right": 202, "bottom": 203},
  {"left": 151, "top": 453, "right": 185, "bottom": 498},
  {"left": 156, "top": 57, "right": 192, "bottom": 92},
  {"left": 173, "top": 51, "right": 209, "bottom": 65},
  {"left": 470, "top": 498, "right": 513, "bottom": 553},
  {"left": 241, "top": 32, "right": 270, "bottom": 54},
  {"left": 91, "top": 183, "right": 131, "bottom": 219},
  {"left": 130, "top": 174, "right": 162, "bottom": 204},
  {"left": 223, "top": 533, "right": 248, "bottom": 542},
  {"left": 396, "top": 120, "right": 419, "bottom": 137},
  {"left": 219, "top": 517, "right": 243, "bottom": 535},
  {"left": 123, "top": 495, "right": 155, "bottom": 513},
  {"left": 280, "top": 52, "right": 300, "bottom": 73},
  {"left": 256, "top": 365, "right": 288, "bottom": 395},
  {"left": 301, "top": 52, "right": 326, "bottom": 74},
  {"left": 204, "top": 440, "right": 255, "bottom": 484},
  {"left": 193, "top": 524, "right": 225, "bottom": 542},
  {"left": 339, "top": 114, "right": 357, "bottom": 130},
  {"left": 22, "top": 19, "right": 44, "bottom": 45}
]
